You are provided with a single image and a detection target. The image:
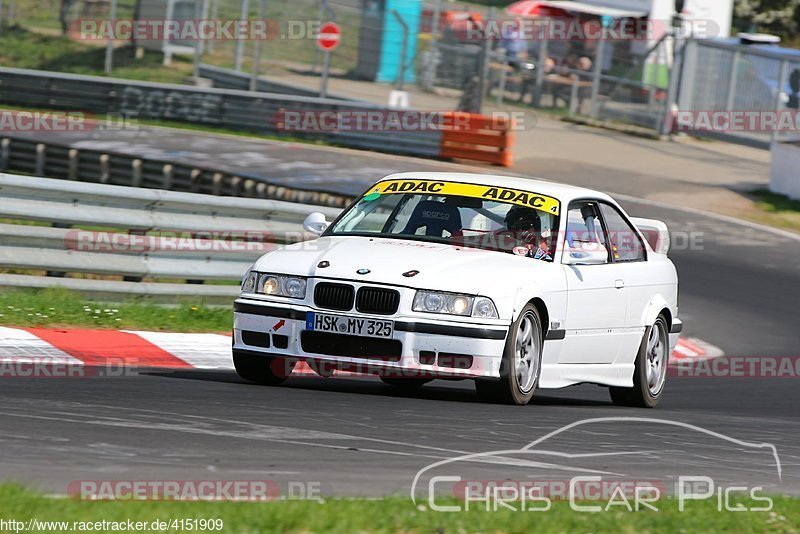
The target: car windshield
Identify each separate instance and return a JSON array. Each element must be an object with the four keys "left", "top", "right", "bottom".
[{"left": 326, "top": 179, "right": 561, "bottom": 261}]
